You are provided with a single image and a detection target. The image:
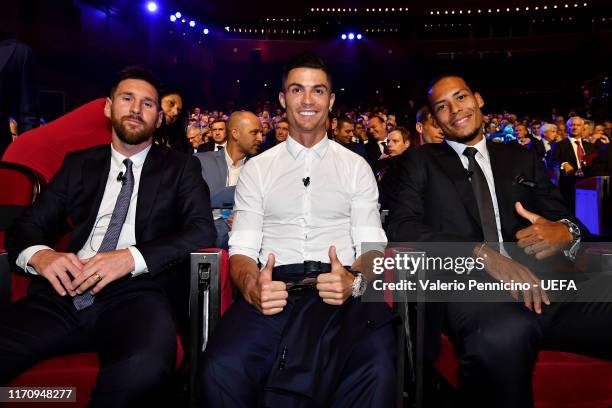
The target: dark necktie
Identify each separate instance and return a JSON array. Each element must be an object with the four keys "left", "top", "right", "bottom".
[
  {"left": 73, "top": 159, "right": 135, "bottom": 310},
  {"left": 380, "top": 141, "right": 387, "bottom": 154},
  {"left": 216, "top": 145, "right": 224, "bottom": 152},
  {"left": 463, "top": 147, "right": 499, "bottom": 243}
]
